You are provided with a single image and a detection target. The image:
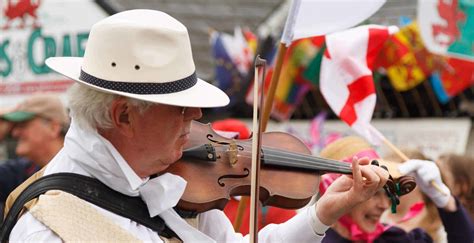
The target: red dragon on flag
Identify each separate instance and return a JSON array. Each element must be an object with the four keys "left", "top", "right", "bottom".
[{"left": 2, "top": 0, "right": 41, "bottom": 29}]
